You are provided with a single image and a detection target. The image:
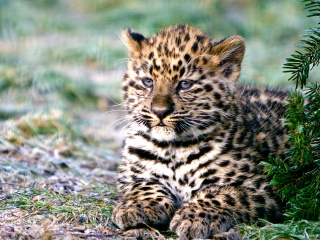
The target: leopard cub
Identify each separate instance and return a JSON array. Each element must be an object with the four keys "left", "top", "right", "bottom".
[{"left": 112, "top": 25, "right": 289, "bottom": 239}]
